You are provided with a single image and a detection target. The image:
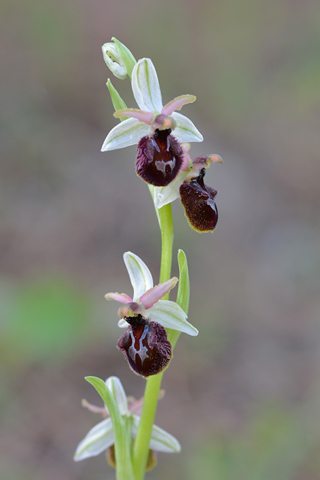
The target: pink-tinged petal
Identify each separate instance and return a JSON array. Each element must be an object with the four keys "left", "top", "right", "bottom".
[
  {"left": 129, "top": 390, "right": 164, "bottom": 416},
  {"left": 81, "top": 399, "right": 109, "bottom": 418},
  {"left": 181, "top": 144, "right": 192, "bottom": 171},
  {"left": 105, "top": 292, "right": 133, "bottom": 303},
  {"left": 161, "top": 95, "right": 196, "bottom": 116},
  {"left": 114, "top": 108, "right": 154, "bottom": 125},
  {"left": 140, "top": 277, "right": 178, "bottom": 309},
  {"left": 132, "top": 58, "right": 163, "bottom": 113},
  {"left": 208, "top": 154, "right": 223, "bottom": 164}
]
